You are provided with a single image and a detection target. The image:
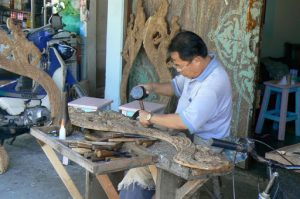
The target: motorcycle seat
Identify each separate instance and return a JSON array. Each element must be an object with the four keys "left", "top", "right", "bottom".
[{"left": 0, "top": 97, "right": 43, "bottom": 115}]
